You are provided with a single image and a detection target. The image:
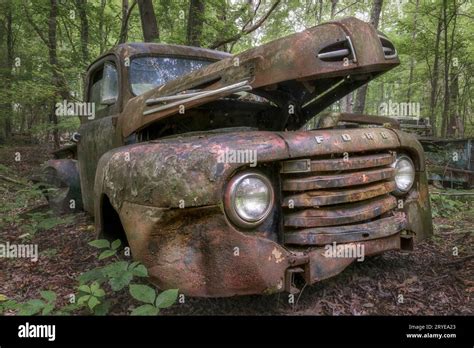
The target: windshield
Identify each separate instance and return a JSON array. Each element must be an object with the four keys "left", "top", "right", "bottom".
[{"left": 130, "top": 56, "right": 213, "bottom": 95}]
